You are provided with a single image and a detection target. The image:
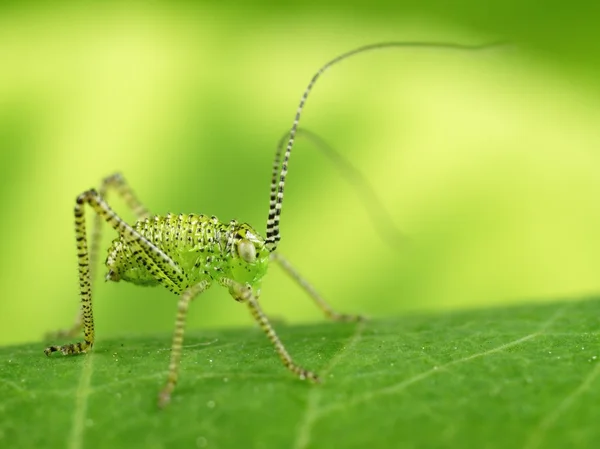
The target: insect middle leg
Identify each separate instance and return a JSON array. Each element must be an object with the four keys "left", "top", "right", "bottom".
[
  {"left": 45, "top": 174, "right": 151, "bottom": 340},
  {"left": 270, "top": 252, "right": 364, "bottom": 322}
]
